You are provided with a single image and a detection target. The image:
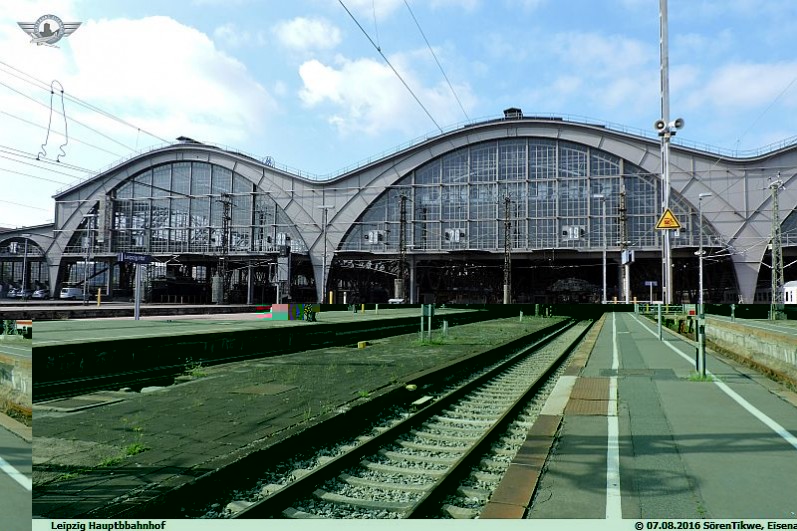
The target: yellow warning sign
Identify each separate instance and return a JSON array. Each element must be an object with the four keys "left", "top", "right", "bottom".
[{"left": 655, "top": 208, "right": 681, "bottom": 230}]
